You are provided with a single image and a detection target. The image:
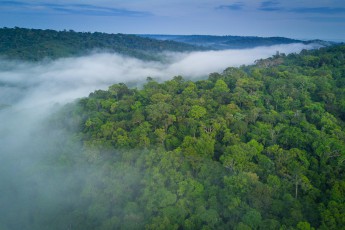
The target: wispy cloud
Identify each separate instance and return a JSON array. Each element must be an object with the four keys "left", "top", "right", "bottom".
[
  {"left": 1, "top": 1, "right": 26, "bottom": 6},
  {"left": 259, "top": 0, "right": 283, "bottom": 11},
  {"left": 289, "top": 7, "right": 345, "bottom": 14},
  {"left": 217, "top": 2, "right": 245, "bottom": 11},
  {"left": 0, "top": 1, "right": 151, "bottom": 17},
  {"left": 258, "top": 1, "right": 345, "bottom": 15},
  {"left": 260, "top": 1, "right": 279, "bottom": 8},
  {"left": 305, "top": 16, "right": 345, "bottom": 23},
  {"left": 0, "top": 44, "right": 317, "bottom": 107}
]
